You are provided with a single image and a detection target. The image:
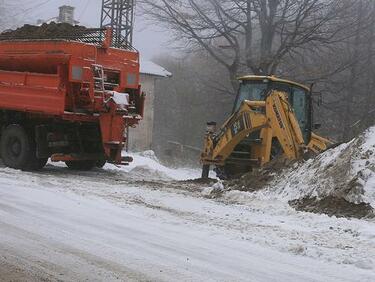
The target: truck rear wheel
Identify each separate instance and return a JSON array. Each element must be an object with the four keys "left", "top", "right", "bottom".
[
  {"left": 65, "top": 160, "right": 96, "bottom": 171},
  {"left": 96, "top": 159, "right": 106, "bottom": 168},
  {"left": 1, "top": 124, "right": 30, "bottom": 169},
  {"left": 0, "top": 124, "right": 46, "bottom": 170}
]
